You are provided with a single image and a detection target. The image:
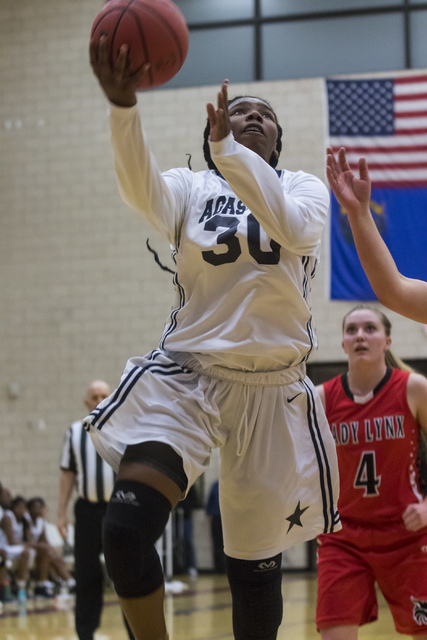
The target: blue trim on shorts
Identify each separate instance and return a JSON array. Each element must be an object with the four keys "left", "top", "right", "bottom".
[
  {"left": 87, "top": 351, "right": 190, "bottom": 431},
  {"left": 302, "top": 380, "right": 336, "bottom": 534}
]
